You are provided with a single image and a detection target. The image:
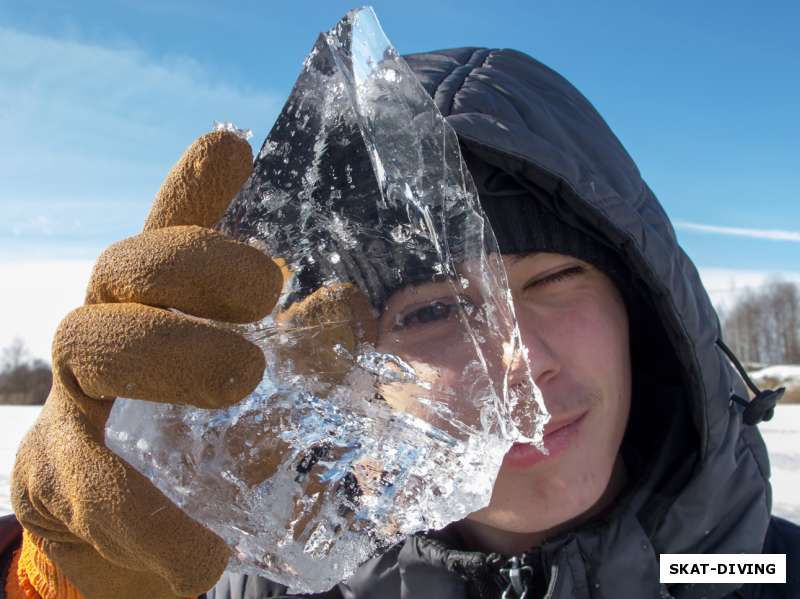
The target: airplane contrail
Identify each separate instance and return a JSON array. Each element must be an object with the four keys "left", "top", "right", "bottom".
[{"left": 675, "top": 221, "right": 800, "bottom": 242}]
